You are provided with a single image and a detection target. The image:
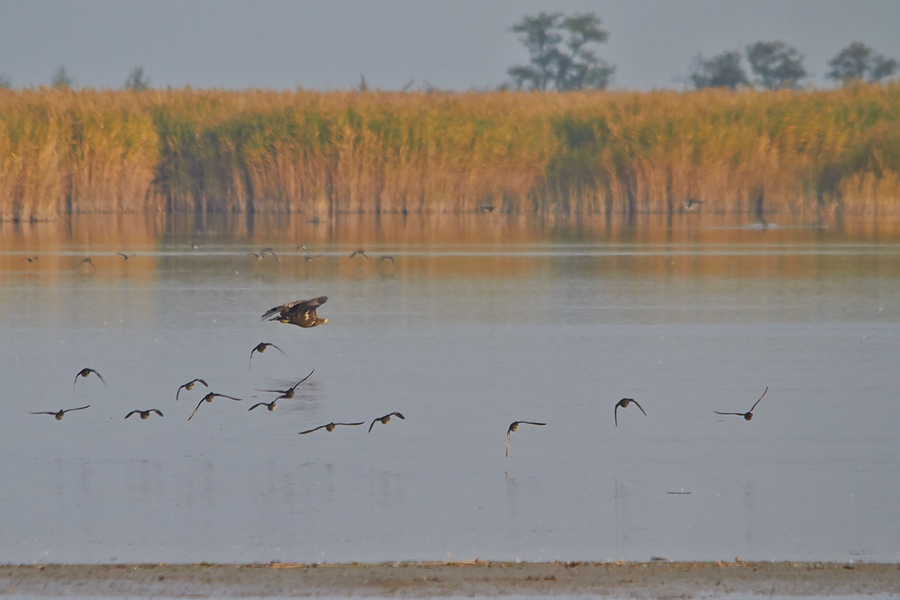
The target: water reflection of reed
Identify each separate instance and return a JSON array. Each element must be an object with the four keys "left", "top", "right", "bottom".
[{"left": 3, "top": 214, "right": 900, "bottom": 282}]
